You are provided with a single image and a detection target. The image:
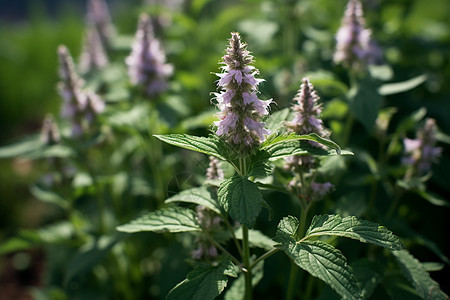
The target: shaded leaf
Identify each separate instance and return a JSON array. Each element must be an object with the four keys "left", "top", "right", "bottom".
[
  {"left": 224, "top": 260, "right": 264, "bottom": 300},
  {"left": 116, "top": 207, "right": 200, "bottom": 233},
  {"left": 167, "top": 258, "right": 237, "bottom": 300},
  {"left": 393, "top": 249, "right": 448, "bottom": 300},
  {"left": 348, "top": 76, "right": 383, "bottom": 133},
  {"left": 64, "top": 235, "right": 120, "bottom": 285}
]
